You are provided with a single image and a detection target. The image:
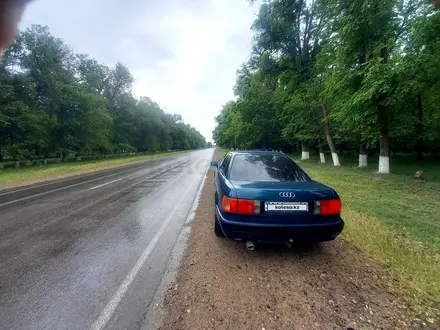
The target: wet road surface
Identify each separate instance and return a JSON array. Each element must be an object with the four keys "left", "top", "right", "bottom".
[{"left": 0, "top": 149, "right": 214, "bottom": 330}]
